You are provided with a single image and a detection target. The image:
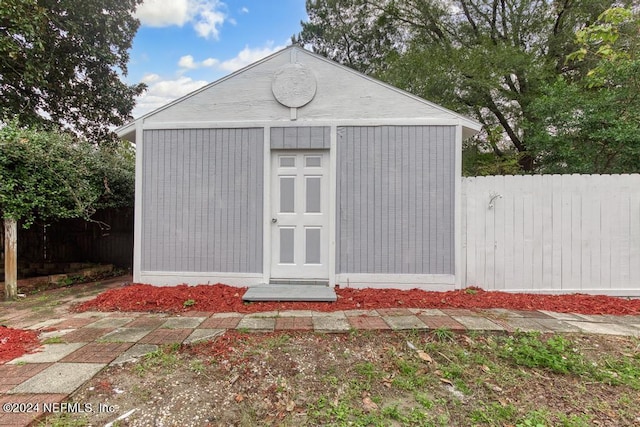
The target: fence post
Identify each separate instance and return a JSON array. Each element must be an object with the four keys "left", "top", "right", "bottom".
[{"left": 4, "top": 218, "right": 17, "bottom": 300}]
